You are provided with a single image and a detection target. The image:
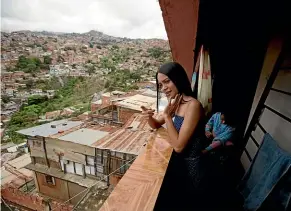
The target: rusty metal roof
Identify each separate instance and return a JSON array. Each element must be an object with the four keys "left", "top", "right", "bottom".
[
  {"left": 91, "top": 114, "right": 154, "bottom": 155},
  {"left": 91, "top": 129, "right": 153, "bottom": 155},
  {"left": 123, "top": 113, "right": 152, "bottom": 130},
  {"left": 86, "top": 124, "right": 120, "bottom": 133}
]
